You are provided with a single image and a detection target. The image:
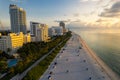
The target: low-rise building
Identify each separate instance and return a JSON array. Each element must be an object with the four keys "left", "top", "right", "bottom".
[
  {"left": 31, "top": 36, "right": 36, "bottom": 42},
  {"left": 9, "top": 32, "right": 24, "bottom": 49},
  {"left": 0, "top": 32, "right": 31, "bottom": 53},
  {"left": 0, "top": 36, "right": 11, "bottom": 52},
  {"left": 0, "top": 33, "right": 1, "bottom": 37},
  {"left": 24, "top": 33, "right": 31, "bottom": 43}
]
